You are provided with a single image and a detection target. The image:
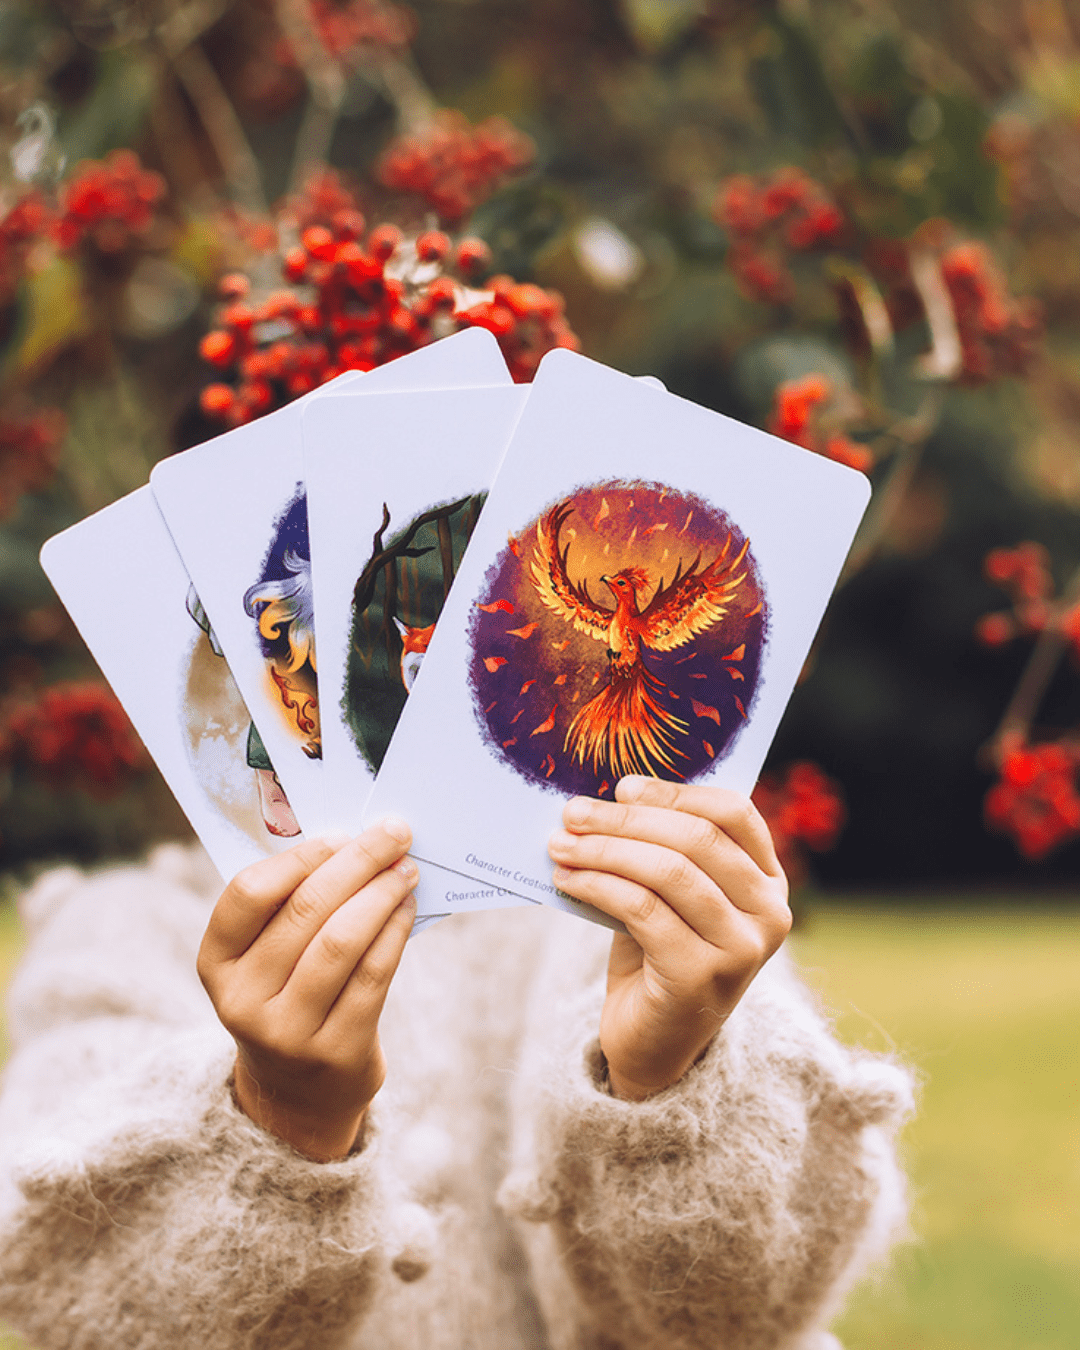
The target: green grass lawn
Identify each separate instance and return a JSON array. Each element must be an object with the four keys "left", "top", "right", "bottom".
[{"left": 0, "top": 897, "right": 1077, "bottom": 1349}]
